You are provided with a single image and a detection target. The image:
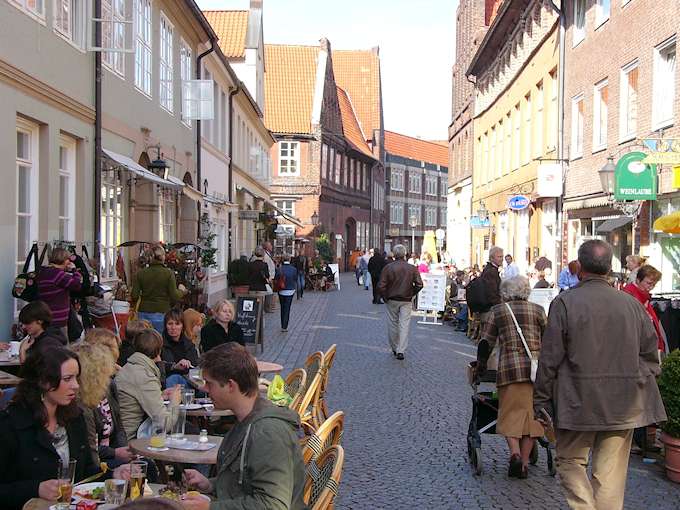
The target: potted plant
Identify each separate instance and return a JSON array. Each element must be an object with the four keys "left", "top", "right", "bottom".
[
  {"left": 658, "top": 349, "right": 680, "bottom": 482},
  {"left": 228, "top": 258, "right": 250, "bottom": 296}
]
